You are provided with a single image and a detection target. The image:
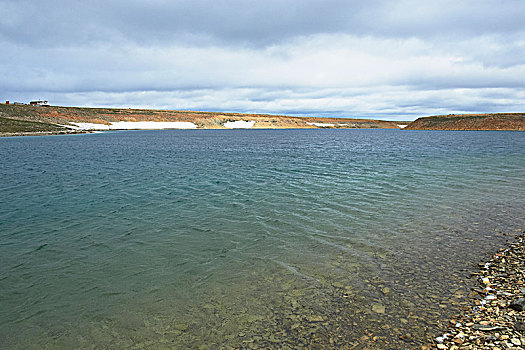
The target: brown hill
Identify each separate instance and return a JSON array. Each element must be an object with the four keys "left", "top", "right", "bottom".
[
  {"left": 405, "top": 113, "right": 525, "bottom": 131},
  {"left": 0, "top": 104, "right": 399, "bottom": 130}
]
